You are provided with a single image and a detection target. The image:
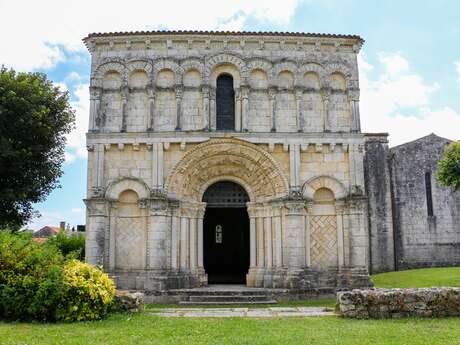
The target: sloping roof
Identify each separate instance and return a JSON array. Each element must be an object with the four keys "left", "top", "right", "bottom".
[
  {"left": 83, "top": 29, "right": 363, "bottom": 42},
  {"left": 390, "top": 133, "right": 453, "bottom": 150},
  {"left": 33, "top": 226, "right": 61, "bottom": 238}
]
